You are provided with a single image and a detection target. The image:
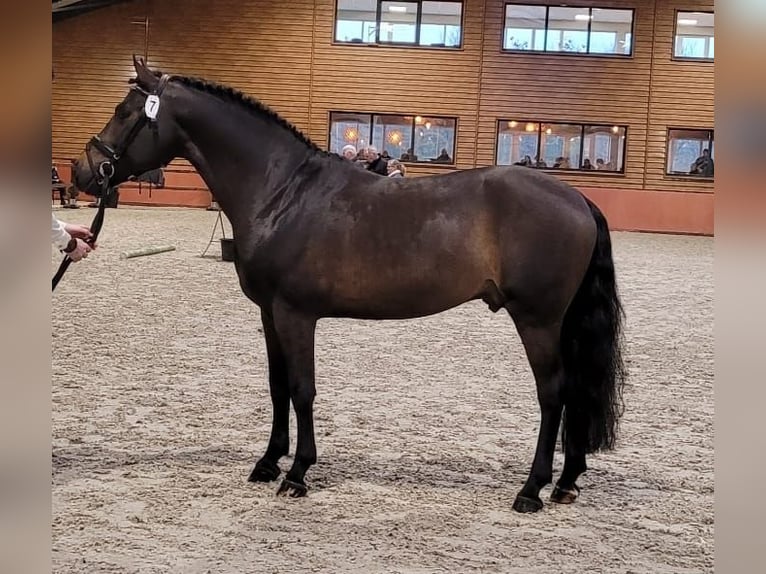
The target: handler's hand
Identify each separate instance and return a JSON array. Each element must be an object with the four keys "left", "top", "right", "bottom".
[
  {"left": 67, "top": 239, "right": 92, "bottom": 262},
  {"left": 64, "top": 223, "right": 93, "bottom": 242}
]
